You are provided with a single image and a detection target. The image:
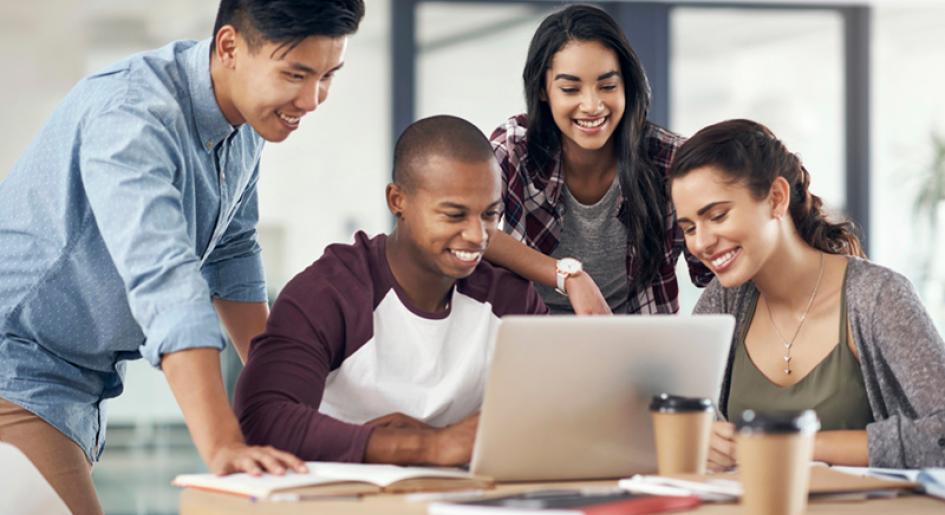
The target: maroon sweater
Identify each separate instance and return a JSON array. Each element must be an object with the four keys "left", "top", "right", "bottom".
[{"left": 234, "top": 232, "right": 547, "bottom": 462}]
